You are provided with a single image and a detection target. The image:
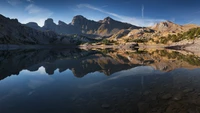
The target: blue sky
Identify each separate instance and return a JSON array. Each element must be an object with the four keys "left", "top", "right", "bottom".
[{"left": 0, "top": 0, "right": 200, "bottom": 27}]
